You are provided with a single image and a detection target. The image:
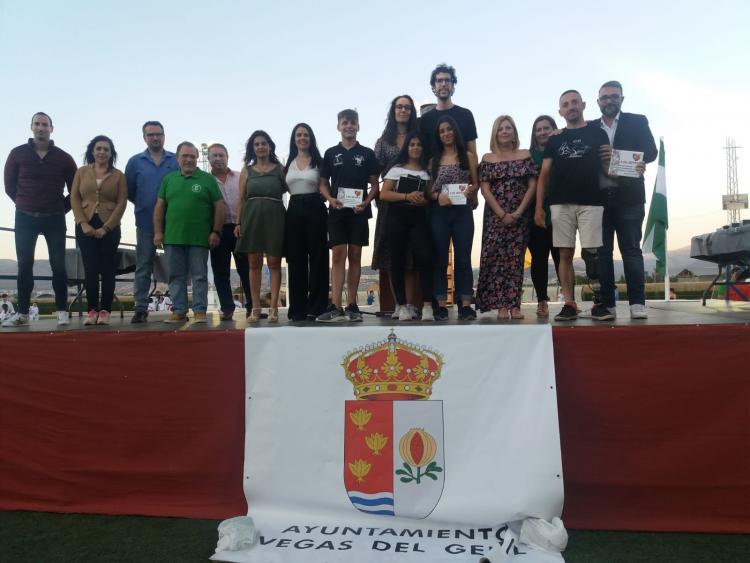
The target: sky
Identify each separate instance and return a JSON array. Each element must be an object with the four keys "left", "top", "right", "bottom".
[{"left": 1, "top": 0, "right": 749, "bottom": 270}]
